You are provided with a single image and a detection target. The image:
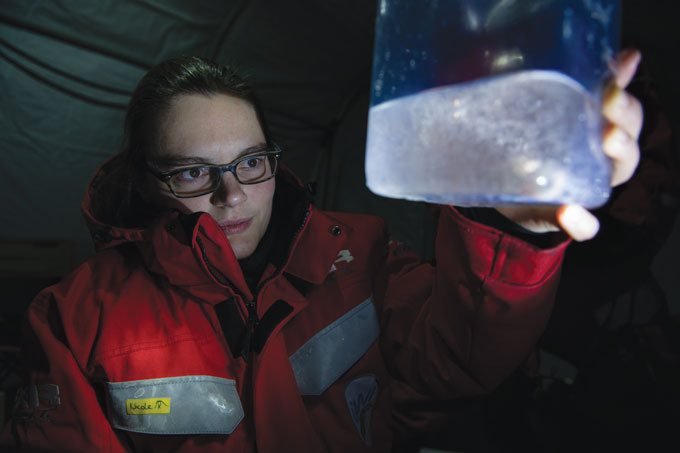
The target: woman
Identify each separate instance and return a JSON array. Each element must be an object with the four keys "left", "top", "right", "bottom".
[{"left": 3, "top": 53, "right": 642, "bottom": 452}]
